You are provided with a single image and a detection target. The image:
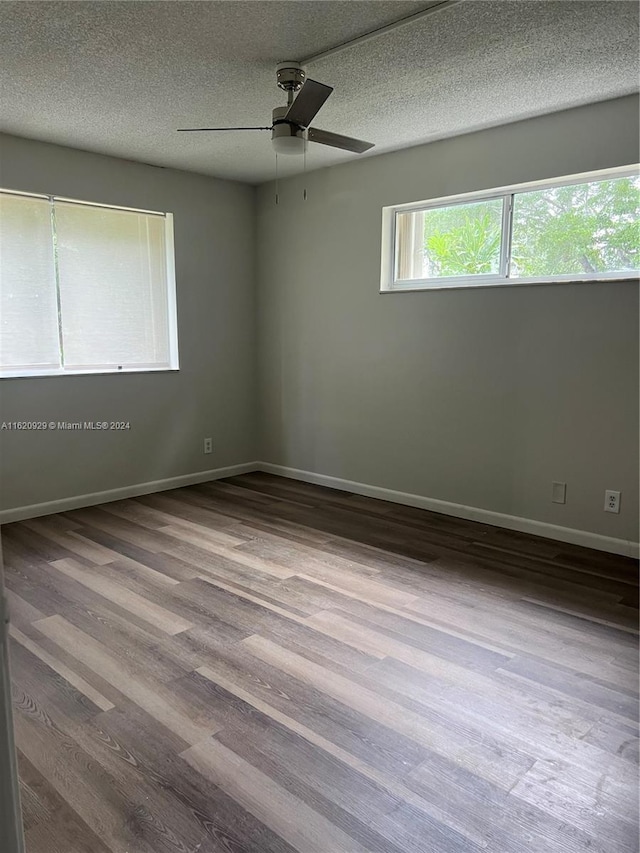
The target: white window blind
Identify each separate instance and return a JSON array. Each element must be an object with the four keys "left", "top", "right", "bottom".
[
  {"left": 0, "top": 190, "right": 178, "bottom": 377},
  {"left": 0, "top": 193, "right": 60, "bottom": 371}
]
